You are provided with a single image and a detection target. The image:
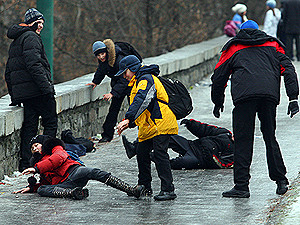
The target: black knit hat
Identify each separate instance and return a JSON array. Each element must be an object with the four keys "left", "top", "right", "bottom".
[
  {"left": 24, "top": 8, "right": 45, "bottom": 24},
  {"left": 29, "top": 135, "right": 52, "bottom": 147}
]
